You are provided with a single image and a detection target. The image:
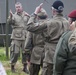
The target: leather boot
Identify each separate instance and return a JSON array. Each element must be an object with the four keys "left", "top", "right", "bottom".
[
  {"left": 11, "top": 65, "right": 15, "bottom": 73},
  {"left": 23, "top": 64, "right": 29, "bottom": 74}
]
